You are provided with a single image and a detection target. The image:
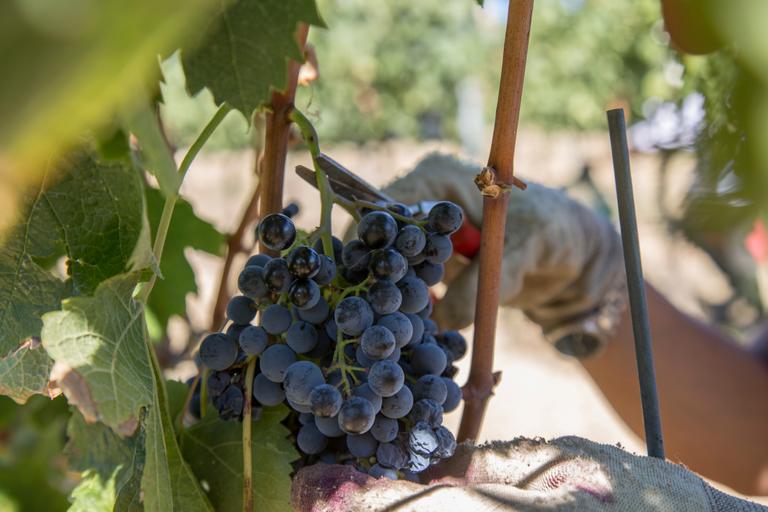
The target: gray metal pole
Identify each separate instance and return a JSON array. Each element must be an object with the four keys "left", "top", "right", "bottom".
[{"left": 607, "top": 108, "right": 665, "bottom": 458}]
